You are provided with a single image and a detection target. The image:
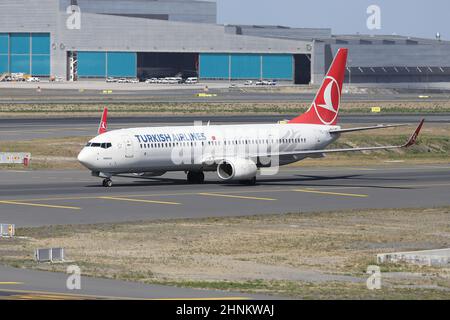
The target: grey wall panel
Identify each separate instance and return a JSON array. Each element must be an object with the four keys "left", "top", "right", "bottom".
[
  {"left": 226, "top": 26, "right": 332, "bottom": 41},
  {"left": 0, "top": 0, "right": 58, "bottom": 31},
  {"left": 59, "top": 0, "right": 217, "bottom": 23},
  {"left": 312, "top": 42, "right": 325, "bottom": 84},
  {"left": 331, "top": 44, "right": 450, "bottom": 67},
  {"left": 56, "top": 13, "right": 312, "bottom": 54}
]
